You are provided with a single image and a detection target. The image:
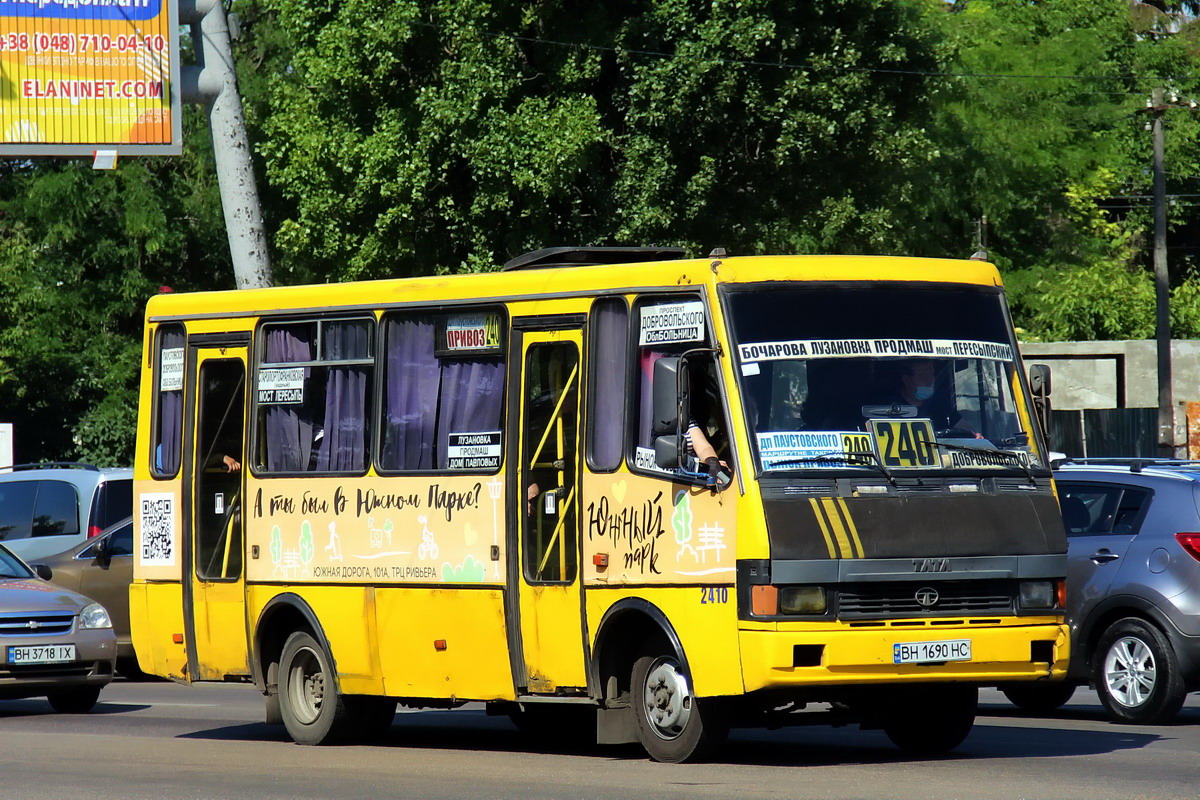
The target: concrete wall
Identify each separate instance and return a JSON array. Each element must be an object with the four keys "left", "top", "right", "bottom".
[{"left": 1019, "top": 339, "right": 1200, "bottom": 453}]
